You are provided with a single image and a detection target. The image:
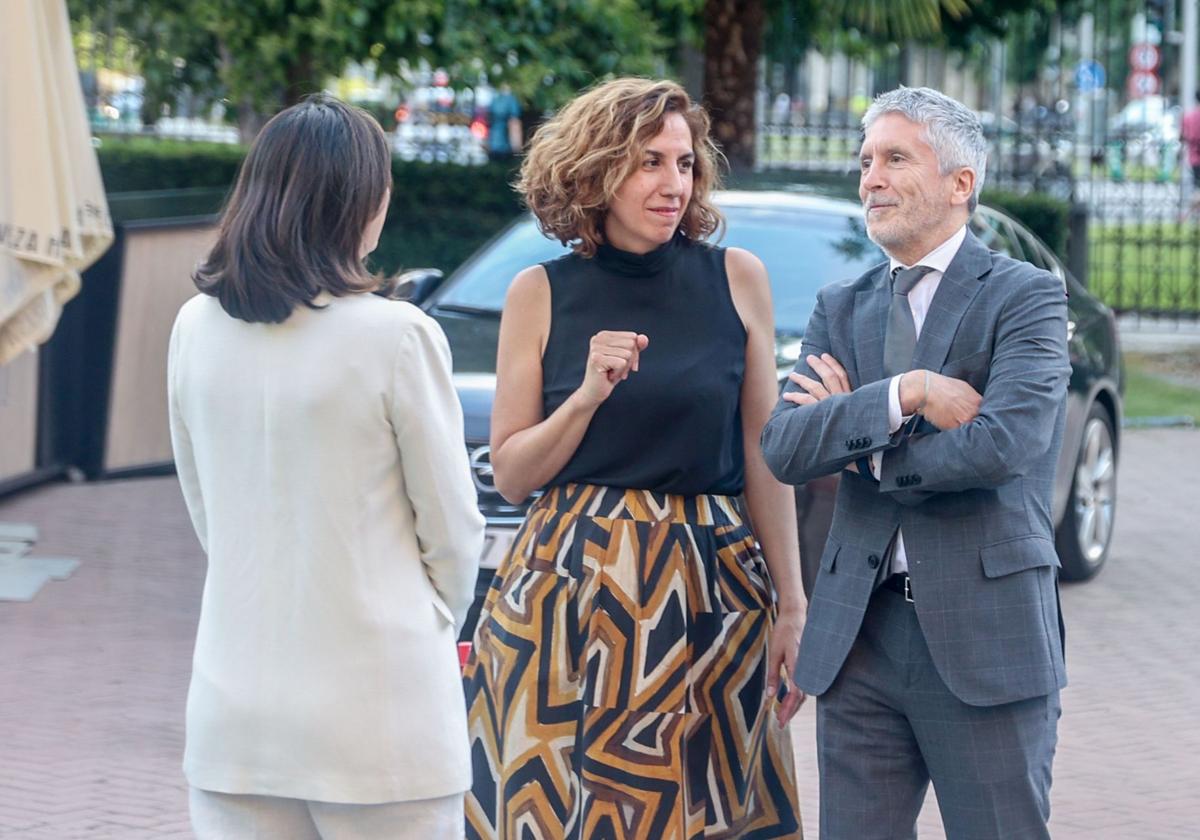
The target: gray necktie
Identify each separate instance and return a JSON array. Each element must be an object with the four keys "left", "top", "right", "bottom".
[
  {"left": 877, "top": 265, "right": 933, "bottom": 589},
  {"left": 883, "top": 265, "right": 935, "bottom": 378}
]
